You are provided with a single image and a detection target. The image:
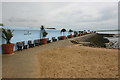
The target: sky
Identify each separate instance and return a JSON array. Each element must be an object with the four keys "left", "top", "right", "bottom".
[{"left": 0, "top": 1, "right": 118, "bottom": 30}]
